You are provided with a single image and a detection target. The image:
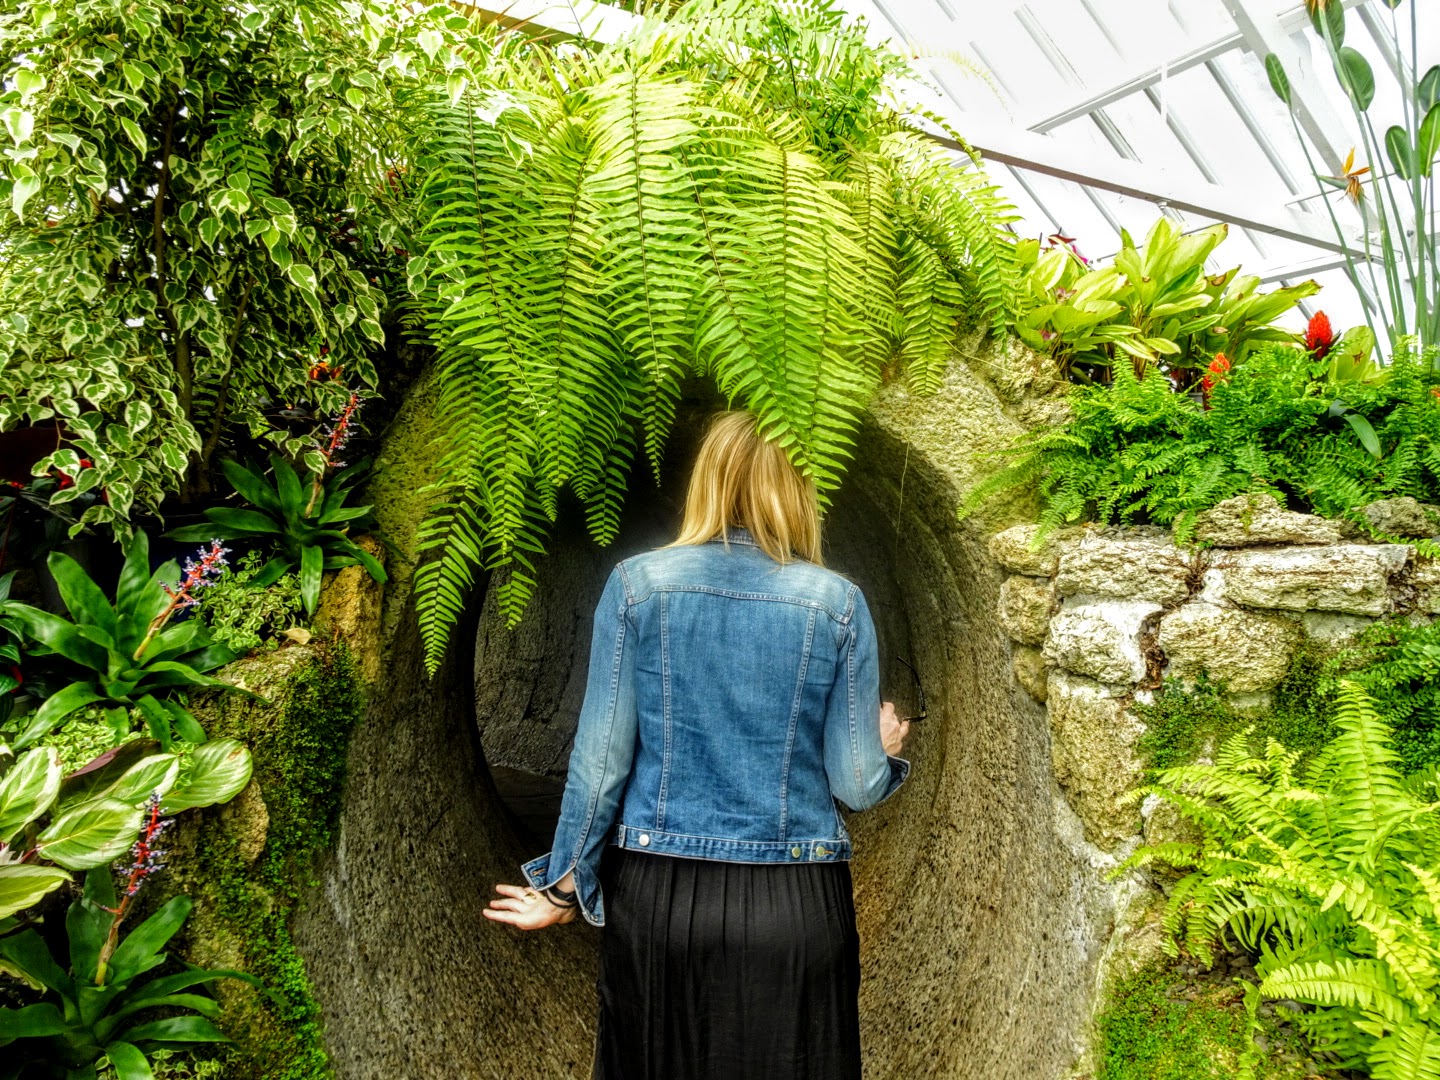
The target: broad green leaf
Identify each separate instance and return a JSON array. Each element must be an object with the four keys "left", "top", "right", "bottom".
[
  {"left": 0, "top": 866, "right": 70, "bottom": 920},
  {"left": 119, "top": 117, "right": 146, "bottom": 153},
  {"left": 1310, "top": 0, "right": 1345, "bottom": 46},
  {"left": 1421, "top": 65, "right": 1440, "bottom": 111},
  {"left": 1420, "top": 102, "right": 1440, "bottom": 177},
  {"left": 0, "top": 929, "right": 71, "bottom": 996},
  {"left": 63, "top": 755, "right": 179, "bottom": 809},
  {"left": 0, "top": 747, "right": 61, "bottom": 840},
  {"left": 13, "top": 683, "right": 106, "bottom": 750},
  {"left": 37, "top": 798, "right": 143, "bottom": 870},
  {"left": 14, "top": 68, "right": 44, "bottom": 101},
  {"left": 1344, "top": 412, "right": 1383, "bottom": 458},
  {"left": 48, "top": 552, "right": 119, "bottom": 638},
  {"left": 162, "top": 740, "right": 251, "bottom": 813},
  {"left": 1385, "top": 125, "right": 1414, "bottom": 180},
  {"left": 164, "top": 743, "right": 253, "bottom": 817},
  {"left": 107, "top": 896, "right": 193, "bottom": 985},
  {"left": 0, "top": 1001, "right": 66, "bottom": 1039},
  {"left": 103, "top": 1042, "right": 154, "bottom": 1080},
  {"left": 1334, "top": 47, "right": 1375, "bottom": 111},
  {"left": 287, "top": 264, "right": 318, "bottom": 294},
  {"left": 11, "top": 174, "right": 40, "bottom": 218},
  {"left": 299, "top": 544, "right": 323, "bottom": 615},
  {"left": 119, "top": 1016, "right": 230, "bottom": 1045}
]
